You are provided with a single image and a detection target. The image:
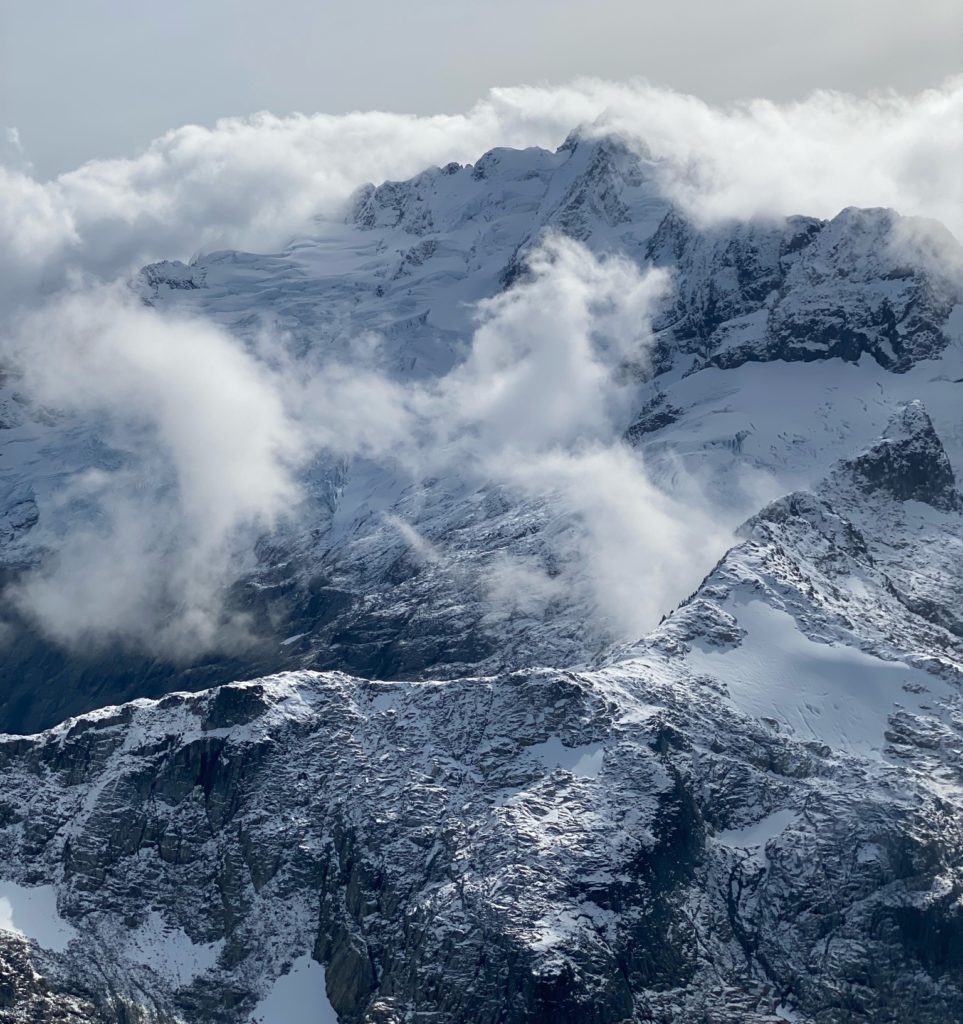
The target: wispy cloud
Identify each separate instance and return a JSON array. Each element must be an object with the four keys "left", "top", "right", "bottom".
[
  {"left": 2, "top": 236, "right": 729, "bottom": 654},
  {"left": 3, "top": 289, "right": 301, "bottom": 655}
]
